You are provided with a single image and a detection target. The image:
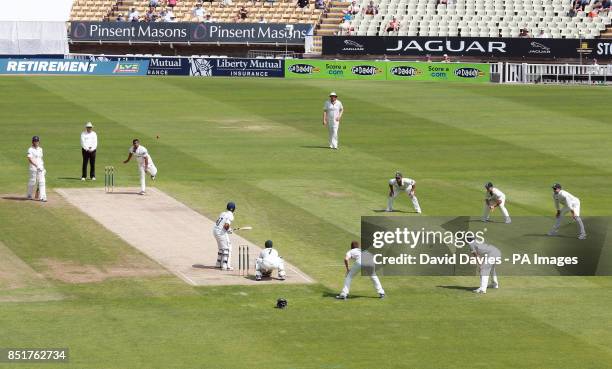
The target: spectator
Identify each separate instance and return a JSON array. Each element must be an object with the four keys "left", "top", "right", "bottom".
[
  {"left": 116, "top": 13, "right": 126, "bottom": 21},
  {"left": 602, "top": 0, "right": 611, "bottom": 12},
  {"left": 518, "top": 28, "right": 530, "bottom": 38},
  {"left": 297, "top": 0, "right": 309, "bottom": 9},
  {"left": 163, "top": 8, "right": 175, "bottom": 21},
  {"left": 192, "top": 3, "right": 206, "bottom": 21},
  {"left": 221, "top": 0, "right": 233, "bottom": 7},
  {"left": 315, "top": 0, "right": 325, "bottom": 9},
  {"left": 338, "top": 19, "right": 352, "bottom": 35},
  {"left": 238, "top": 6, "right": 248, "bottom": 20},
  {"left": 348, "top": 0, "right": 360, "bottom": 15},
  {"left": 128, "top": 7, "right": 140, "bottom": 22},
  {"left": 203, "top": 13, "right": 217, "bottom": 22},
  {"left": 364, "top": 1, "right": 379, "bottom": 15},
  {"left": 385, "top": 16, "right": 399, "bottom": 33},
  {"left": 342, "top": 10, "right": 353, "bottom": 22},
  {"left": 536, "top": 29, "right": 548, "bottom": 38},
  {"left": 265, "top": 0, "right": 276, "bottom": 6},
  {"left": 167, "top": 0, "right": 177, "bottom": 9},
  {"left": 258, "top": 16, "right": 267, "bottom": 23},
  {"left": 568, "top": 6, "right": 577, "bottom": 16},
  {"left": 149, "top": 0, "right": 159, "bottom": 8},
  {"left": 441, "top": 54, "right": 451, "bottom": 63},
  {"left": 145, "top": 8, "right": 157, "bottom": 21}
]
